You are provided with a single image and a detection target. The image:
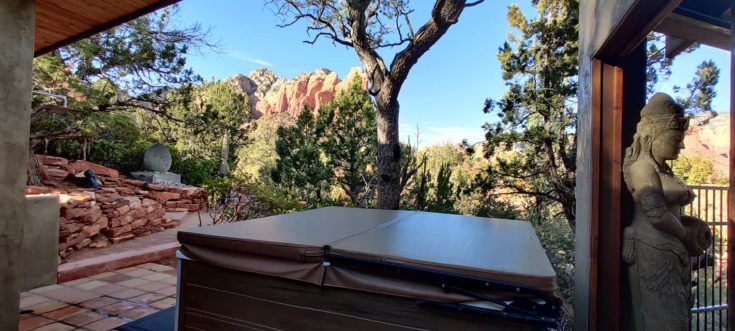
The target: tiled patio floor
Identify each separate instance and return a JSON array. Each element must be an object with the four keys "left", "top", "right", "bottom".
[{"left": 19, "top": 263, "right": 177, "bottom": 331}]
